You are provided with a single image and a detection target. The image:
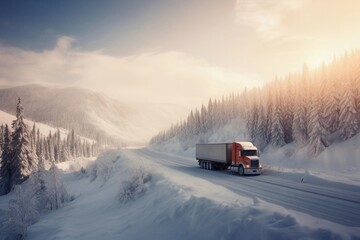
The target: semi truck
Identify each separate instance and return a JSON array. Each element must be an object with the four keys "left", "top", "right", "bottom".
[{"left": 196, "top": 142, "right": 262, "bottom": 175}]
